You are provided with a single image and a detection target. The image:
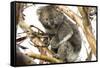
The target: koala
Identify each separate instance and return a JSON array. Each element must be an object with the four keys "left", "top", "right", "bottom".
[{"left": 37, "top": 5, "right": 82, "bottom": 62}]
